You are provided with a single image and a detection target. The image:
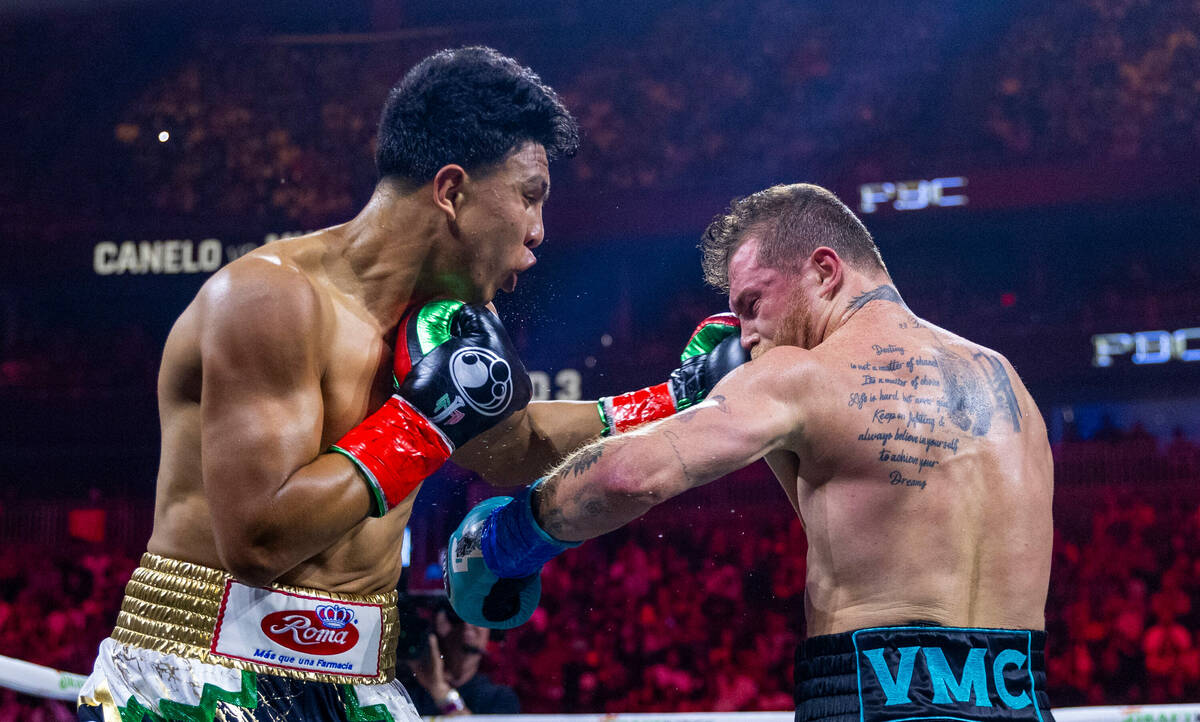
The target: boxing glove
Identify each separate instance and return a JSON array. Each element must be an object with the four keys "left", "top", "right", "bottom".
[
  {"left": 332, "top": 301, "right": 532, "bottom": 517},
  {"left": 598, "top": 312, "right": 748, "bottom": 435},
  {"left": 445, "top": 479, "right": 575, "bottom": 629}
]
